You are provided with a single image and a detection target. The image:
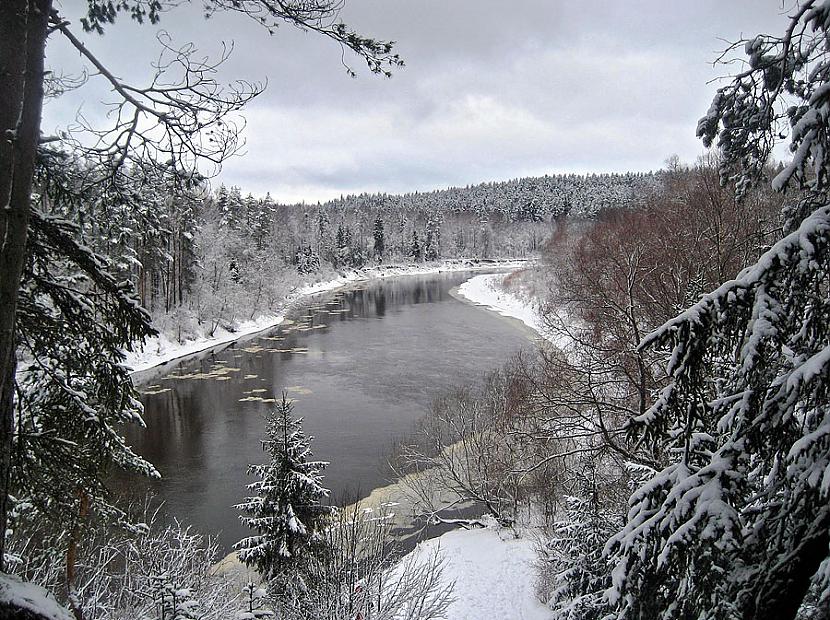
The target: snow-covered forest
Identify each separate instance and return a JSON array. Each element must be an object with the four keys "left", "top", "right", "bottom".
[
  {"left": 45, "top": 168, "right": 656, "bottom": 345},
  {"left": 3, "top": 0, "right": 830, "bottom": 619}
]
